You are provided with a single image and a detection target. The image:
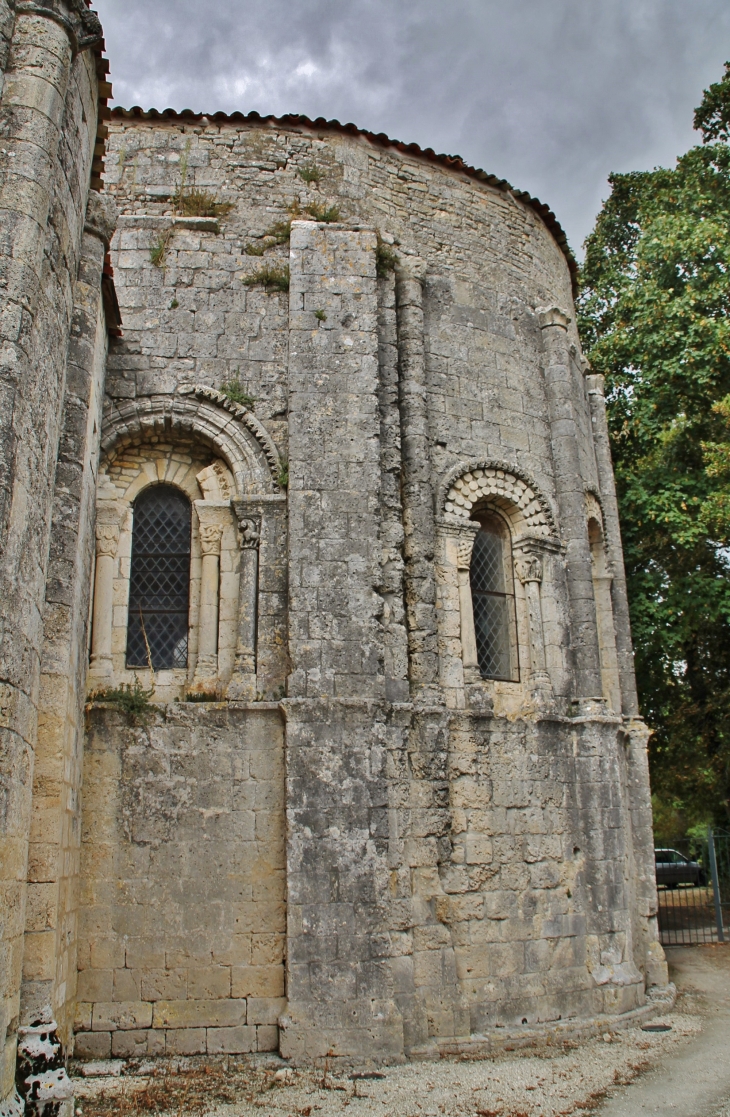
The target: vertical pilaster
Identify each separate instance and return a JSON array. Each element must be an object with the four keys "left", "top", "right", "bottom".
[
  {"left": 282, "top": 220, "right": 403, "bottom": 1062},
  {"left": 20, "top": 194, "right": 116, "bottom": 1071},
  {"left": 0, "top": 6, "right": 101, "bottom": 1104},
  {"left": 585, "top": 368, "right": 639, "bottom": 717},
  {"left": 376, "top": 272, "right": 409, "bottom": 702},
  {"left": 538, "top": 307, "right": 603, "bottom": 705},
  {"left": 395, "top": 269, "right": 441, "bottom": 703}
]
